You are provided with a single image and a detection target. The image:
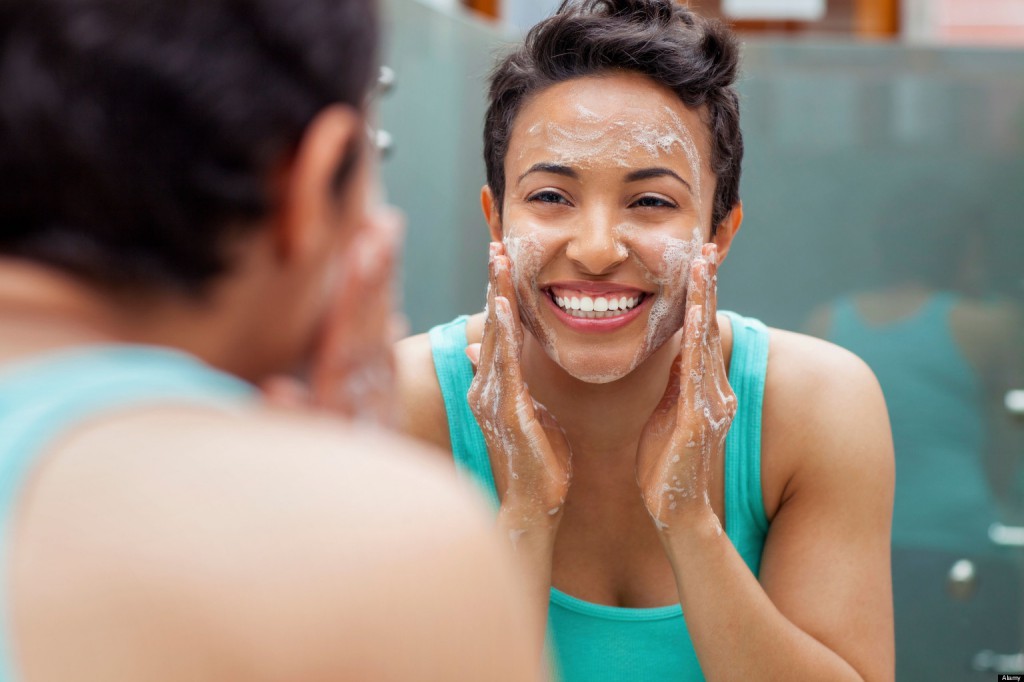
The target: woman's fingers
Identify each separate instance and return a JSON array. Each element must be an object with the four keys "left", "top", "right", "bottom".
[
  {"left": 494, "top": 295, "right": 525, "bottom": 389},
  {"left": 308, "top": 207, "right": 403, "bottom": 419},
  {"left": 475, "top": 246, "right": 501, "bottom": 378},
  {"left": 678, "top": 253, "right": 713, "bottom": 439},
  {"left": 492, "top": 242, "right": 523, "bottom": 345},
  {"left": 700, "top": 244, "right": 733, "bottom": 413},
  {"left": 680, "top": 302, "right": 704, "bottom": 417},
  {"left": 655, "top": 349, "right": 684, "bottom": 417},
  {"left": 703, "top": 243, "right": 718, "bottom": 339},
  {"left": 339, "top": 207, "right": 402, "bottom": 336},
  {"left": 687, "top": 253, "right": 706, "bottom": 313},
  {"left": 470, "top": 243, "right": 572, "bottom": 510},
  {"left": 465, "top": 343, "right": 482, "bottom": 367}
]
